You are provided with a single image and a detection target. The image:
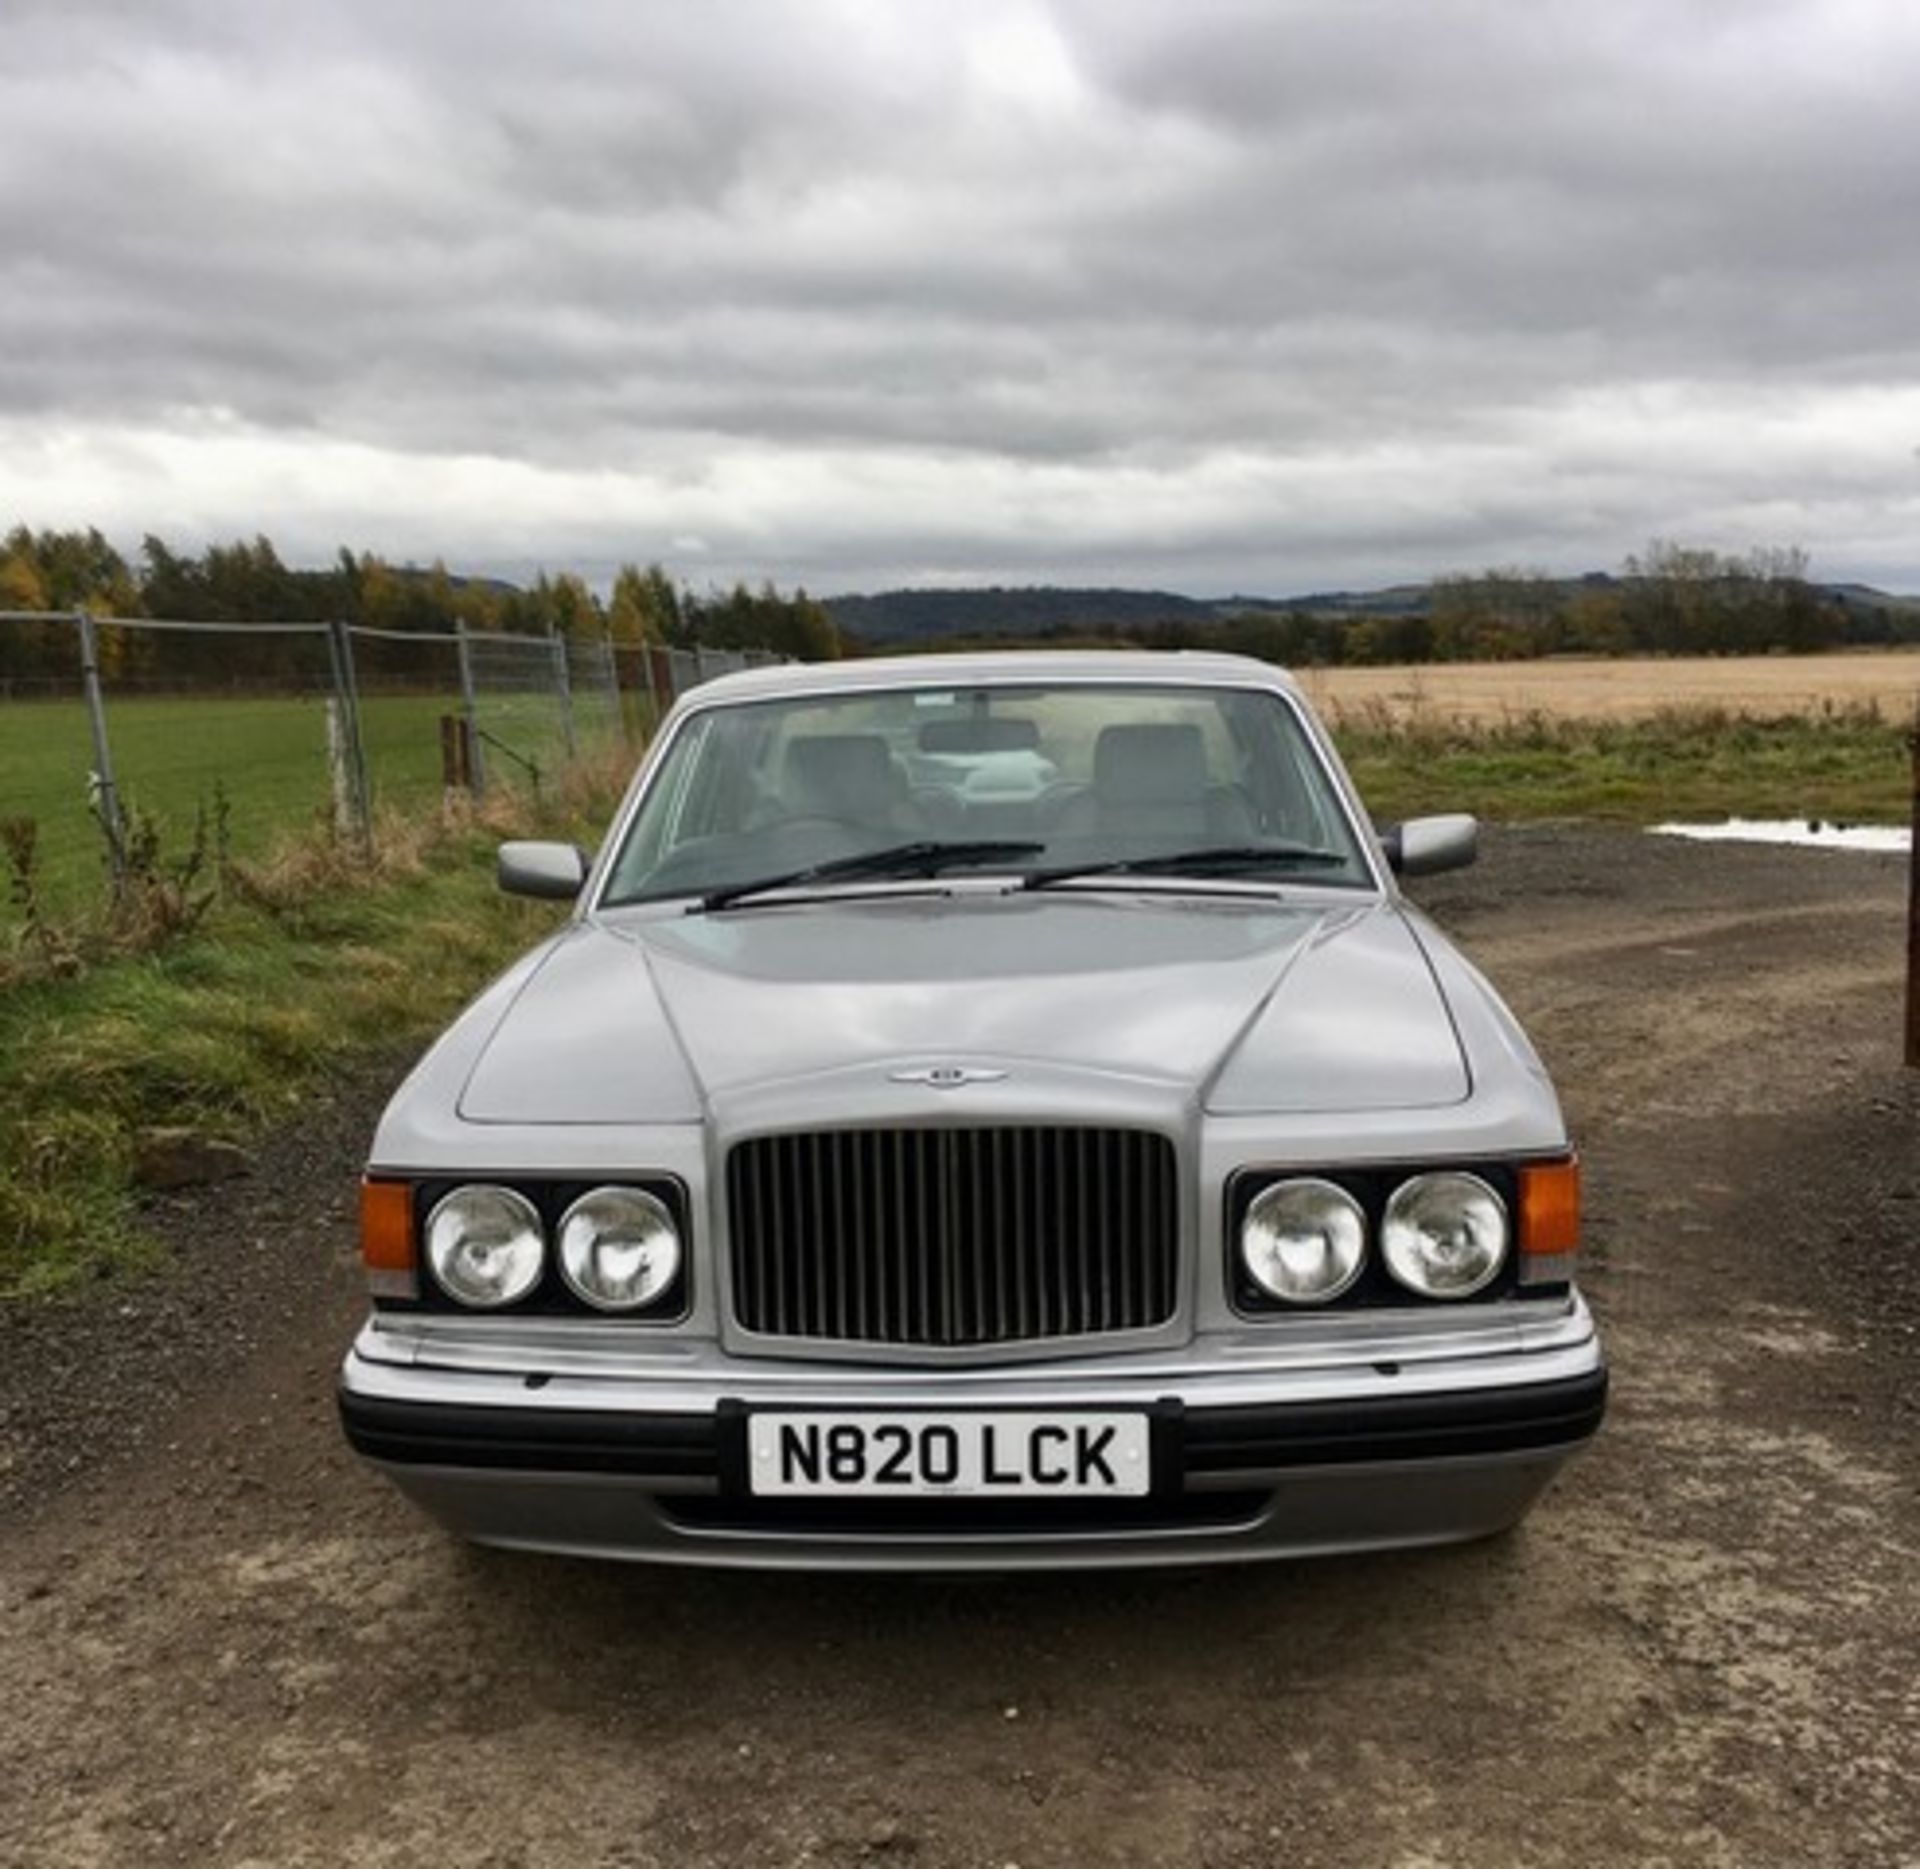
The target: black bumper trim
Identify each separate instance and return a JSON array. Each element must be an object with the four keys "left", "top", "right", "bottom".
[
  {"left": 339, "top": 1390, "right": 717, "bottom": 1476},
  {"left": 1182, "top": 1370, "right": 1608, "bottom": 1471},
  {"left": 340, "top": 1367, "right": 1605, "bottom": 1480}
]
